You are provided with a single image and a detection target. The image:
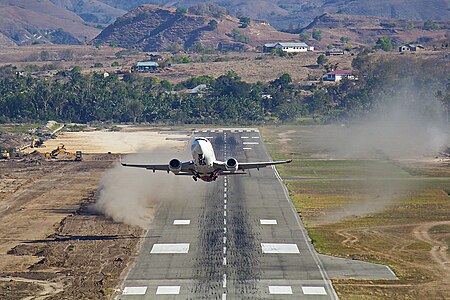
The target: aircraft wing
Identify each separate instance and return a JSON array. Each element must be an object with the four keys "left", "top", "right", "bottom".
[
  {"left": 213, "top": 159, "right": 292, "bottom": 171},
  {"left": 237, "top": 159, "right": 292, "bottom": 170},
  {"left": 121, "top": 160, "right": 194, "bottom": 173}
]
